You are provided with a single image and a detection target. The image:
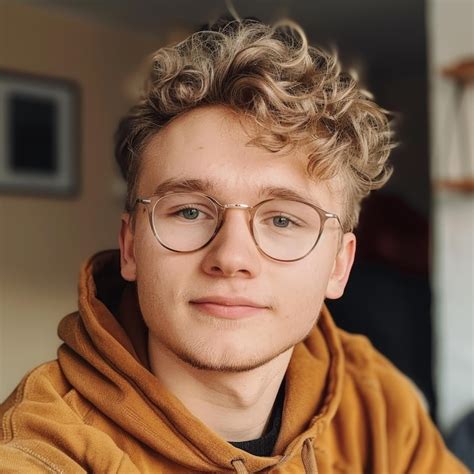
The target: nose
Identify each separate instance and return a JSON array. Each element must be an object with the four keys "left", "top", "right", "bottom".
[{"left": 200, "top": 208, "right": 262, "bottom": 278}]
